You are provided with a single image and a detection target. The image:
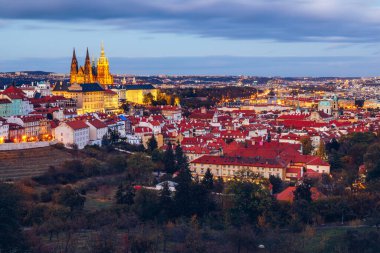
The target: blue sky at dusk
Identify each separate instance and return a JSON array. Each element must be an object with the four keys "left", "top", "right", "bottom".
[{"left": 1, "top": 0, "right": 380, "bottom": 76}]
